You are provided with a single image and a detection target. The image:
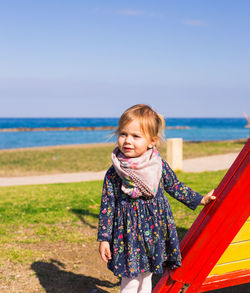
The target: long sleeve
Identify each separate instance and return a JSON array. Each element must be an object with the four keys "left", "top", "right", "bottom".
[
  {"left": 162, "top": 159, "right": 203, "bottom": 210},
  {"left": 97, "top": 167, "right": 116, "bottom": 242}
]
